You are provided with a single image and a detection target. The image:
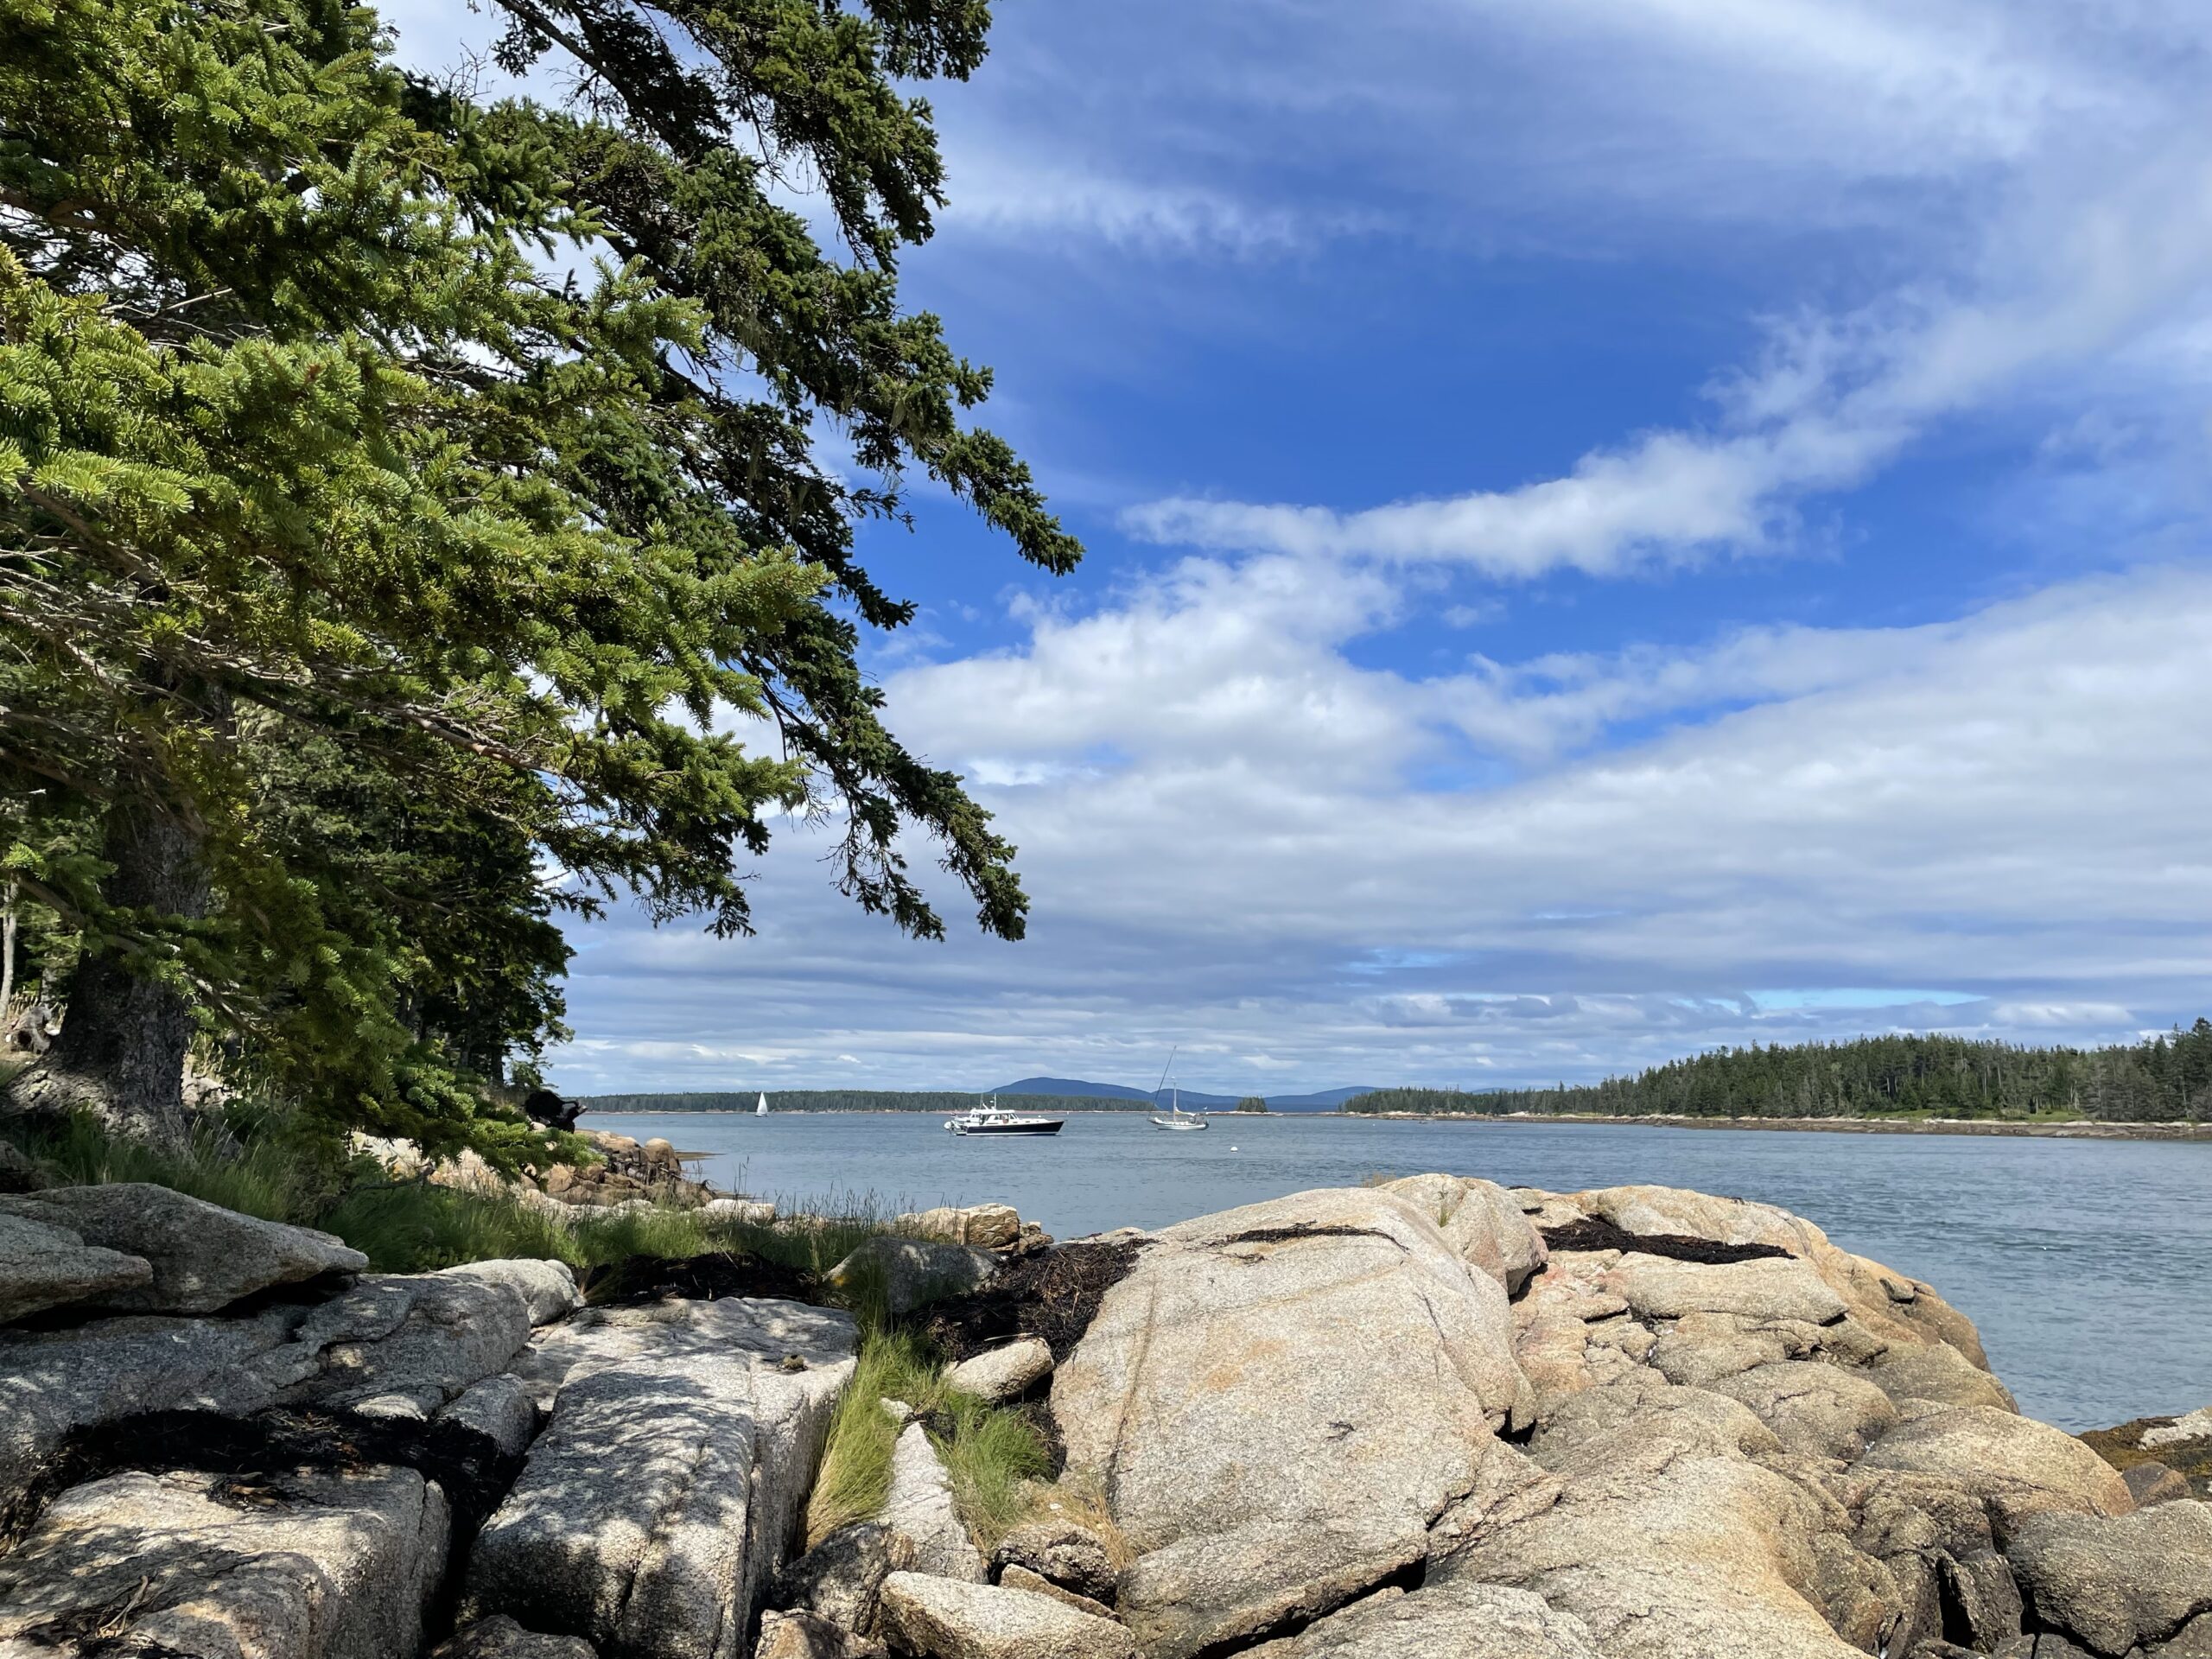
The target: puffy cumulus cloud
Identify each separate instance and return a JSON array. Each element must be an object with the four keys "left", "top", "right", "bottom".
[{"left": 547, "top": 561, "right": 2212, "bottom": 1096}]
